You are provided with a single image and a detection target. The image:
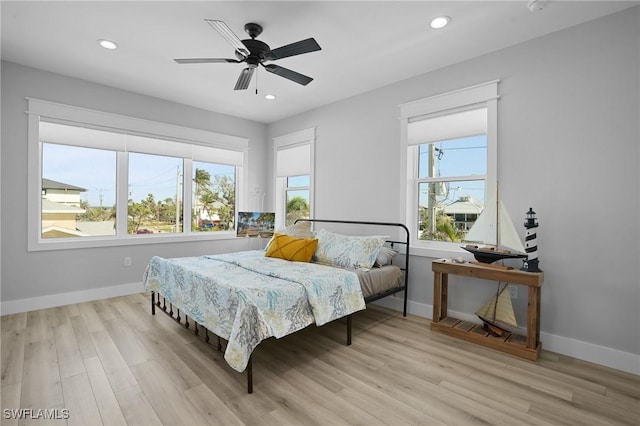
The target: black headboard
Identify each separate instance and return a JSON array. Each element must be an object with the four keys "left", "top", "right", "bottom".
[{"left": 294, "top": 218, "right": 409, "bottom": 316}]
